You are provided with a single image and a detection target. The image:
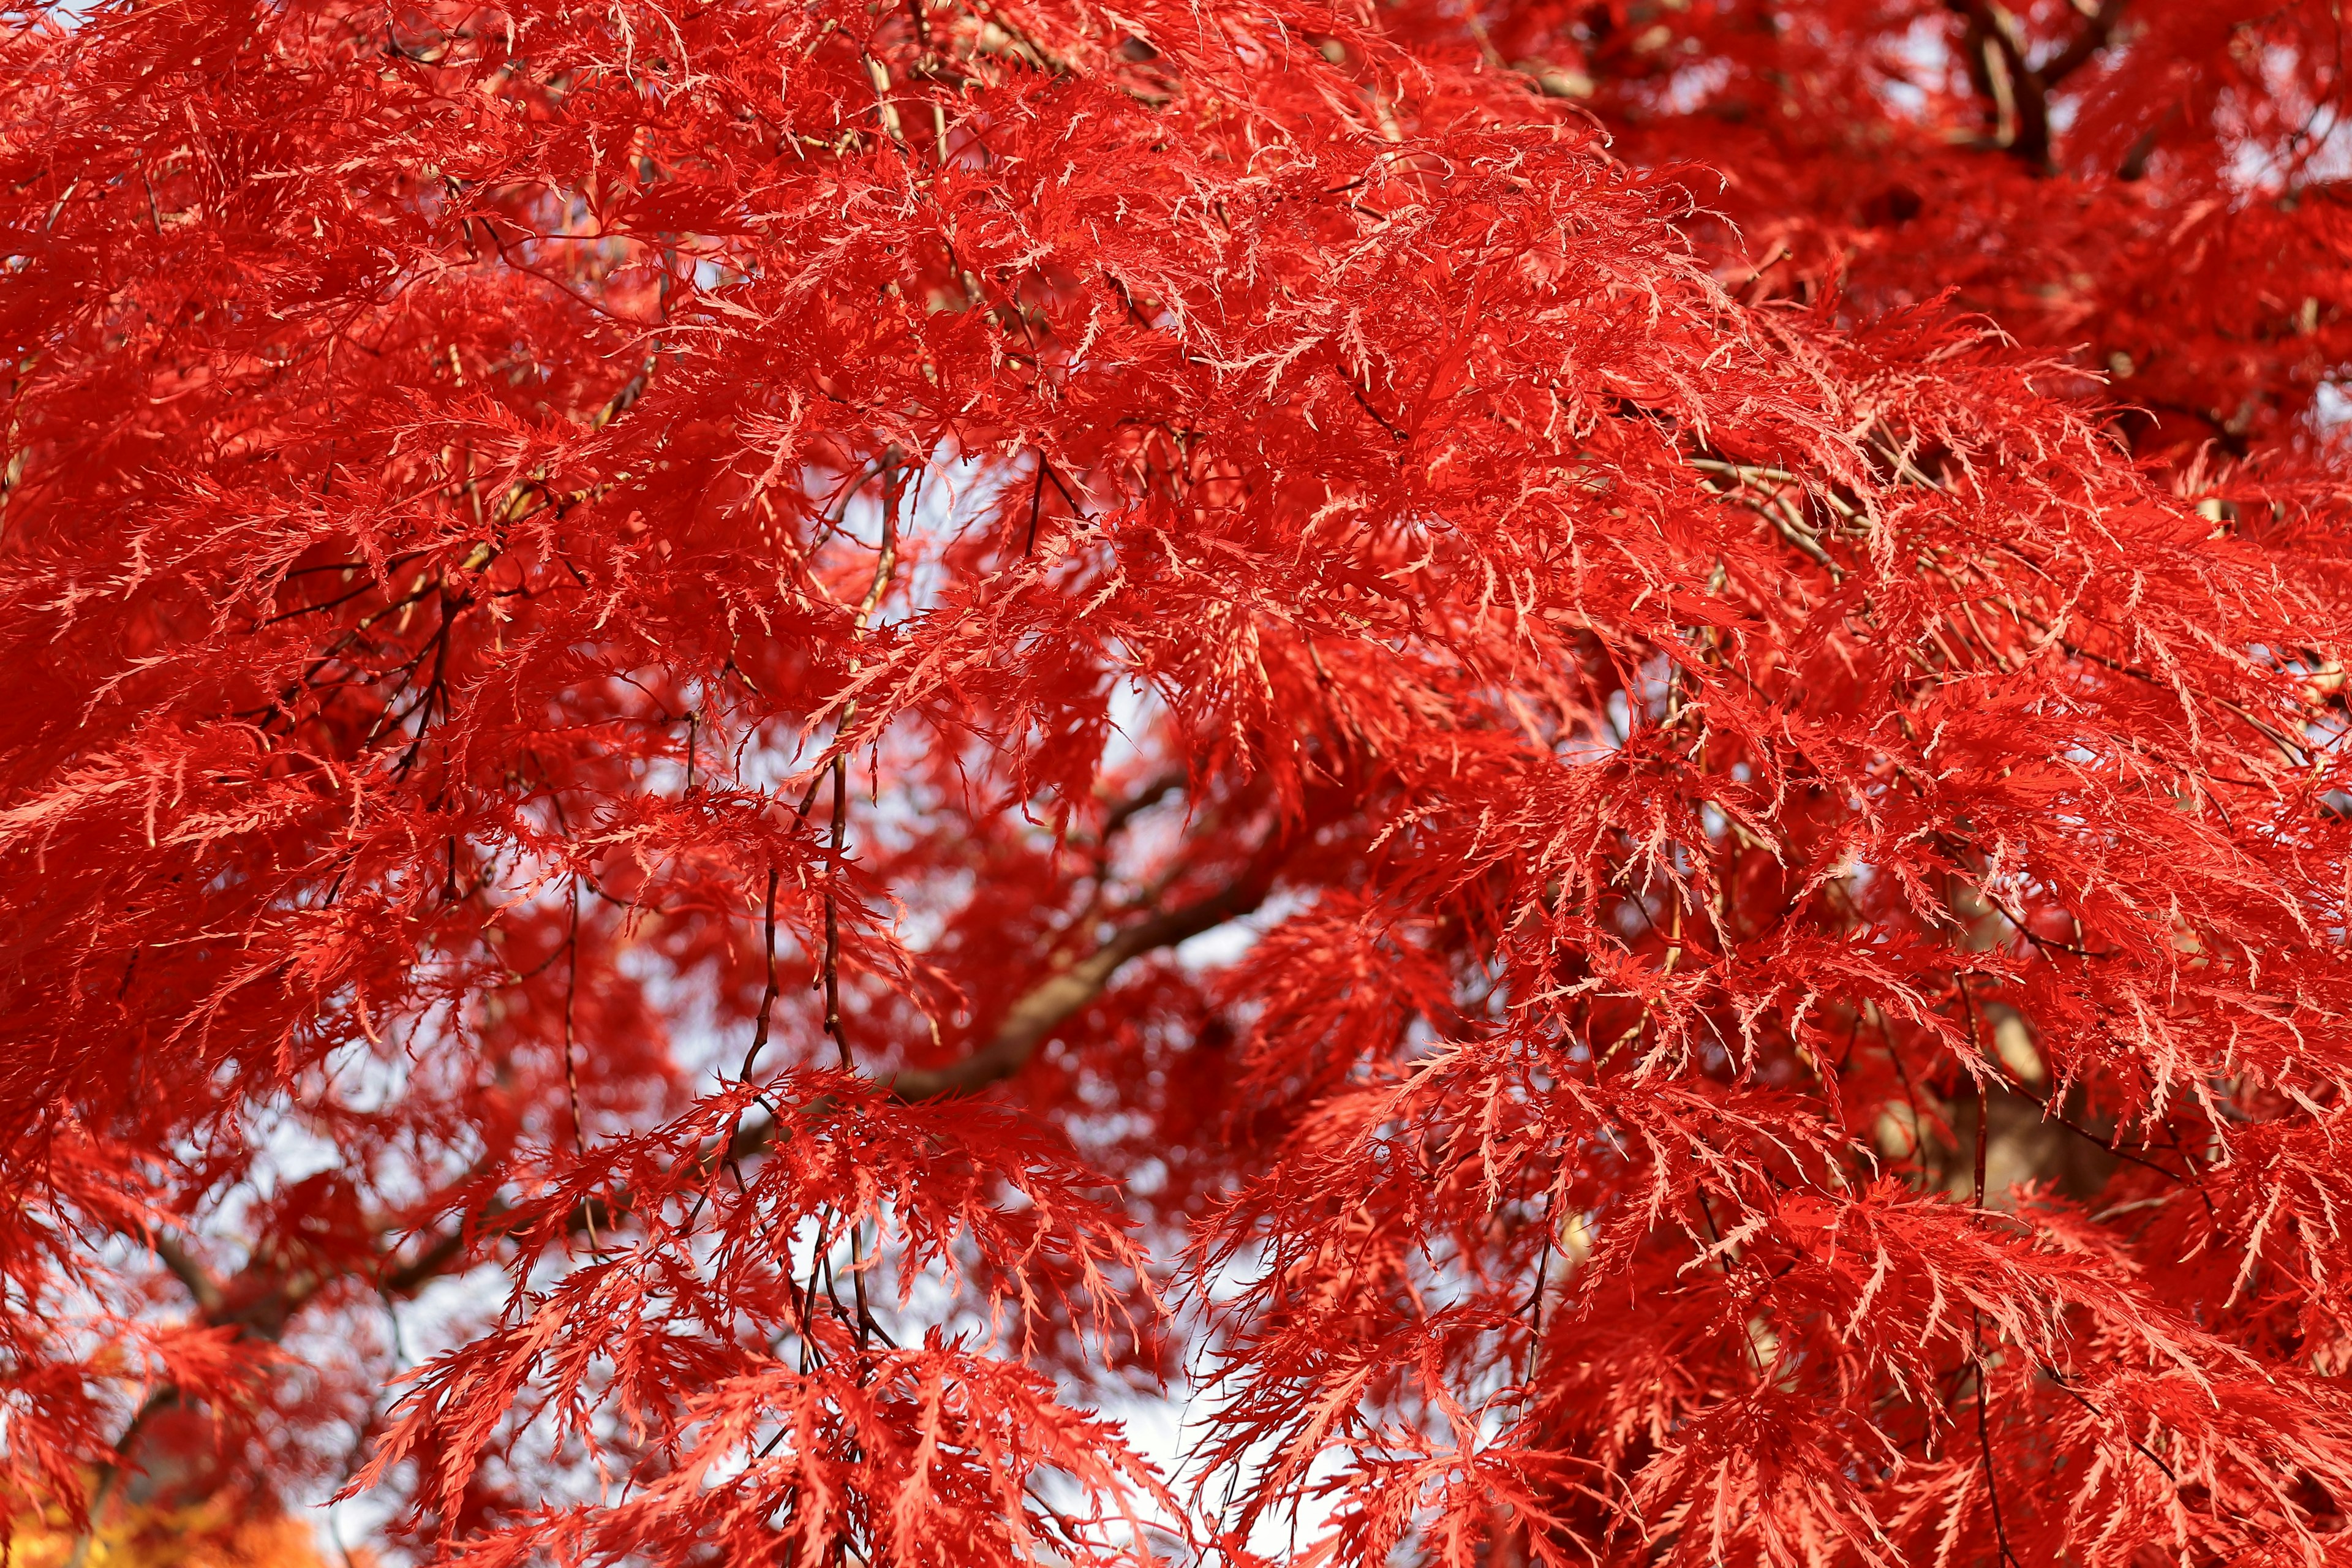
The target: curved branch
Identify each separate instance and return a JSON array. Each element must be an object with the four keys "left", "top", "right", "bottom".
[
  {"left": 149, "top": 1231, "right": 225, "bottom": 1316},
  {"left": 371, "top": 847, "right": 1280, "bottom": 1287},
  {"left": 1947, "top": 0, "right": 2127, "bottom": 169},
  {"left": 1096, "top": 769, "right": 1186, "bottom": 842},
  {"left": 889, "top": 861, "right": 1278, "bottom": 1100},
  {"left": 315, "top": 824, "right": 1287, "bottom": 1310},
  {"left": 2038, "top": 0, "right": 2127, "bottom": 89}
]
